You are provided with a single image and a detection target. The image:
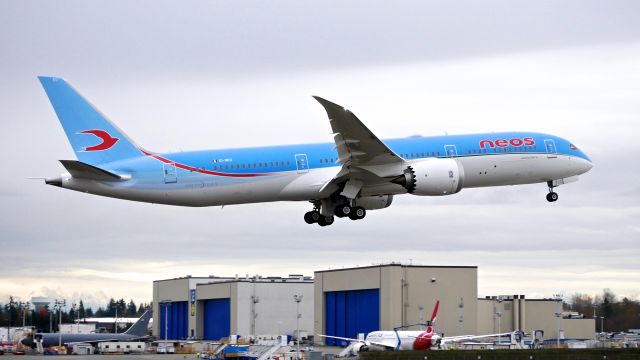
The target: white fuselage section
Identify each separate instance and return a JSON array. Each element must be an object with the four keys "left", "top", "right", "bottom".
[{"left": 58, "top": 153, "right": 592, "bottom": 207}]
